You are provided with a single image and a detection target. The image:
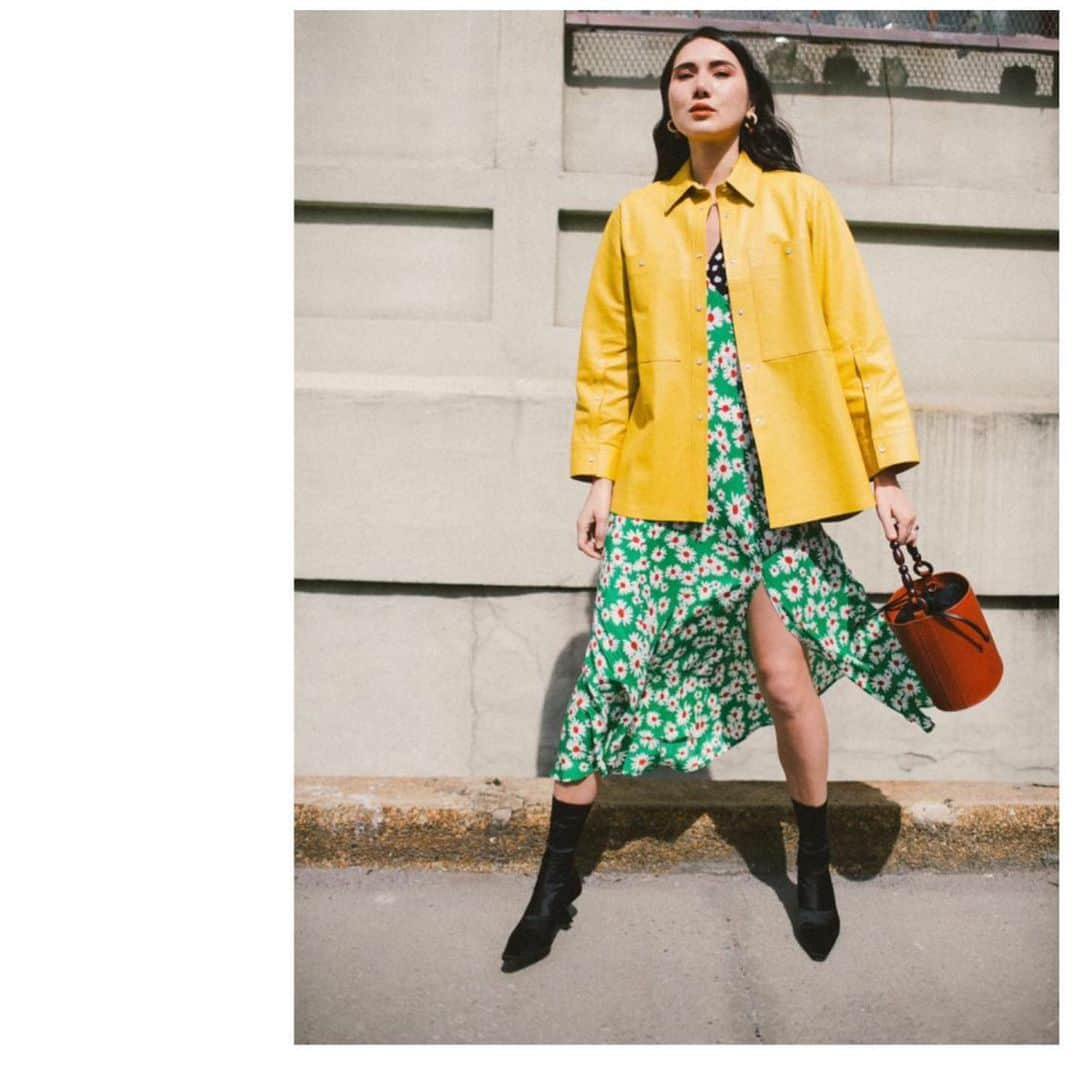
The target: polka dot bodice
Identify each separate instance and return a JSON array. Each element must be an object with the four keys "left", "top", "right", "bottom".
[{"left": 706, "top": 238, "right": 728, "bottom": 292}]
